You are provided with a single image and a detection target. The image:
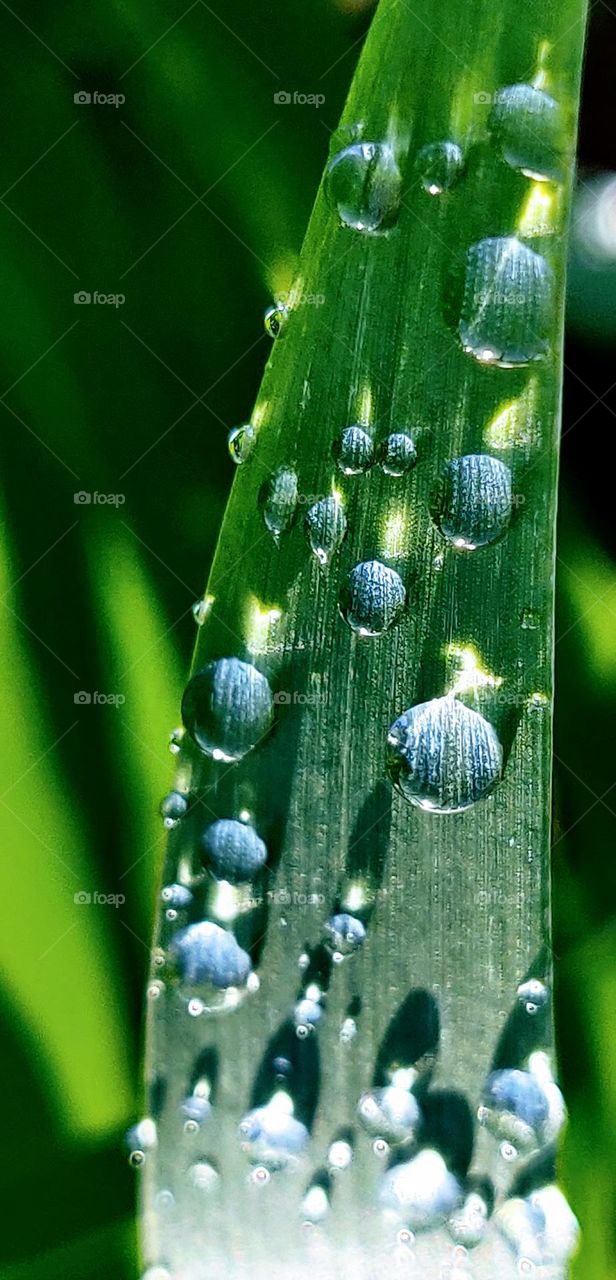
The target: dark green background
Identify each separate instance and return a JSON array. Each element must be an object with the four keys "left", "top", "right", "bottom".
[{"left": 0, "top": 2, "right": 613, "bottom": 1277}]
